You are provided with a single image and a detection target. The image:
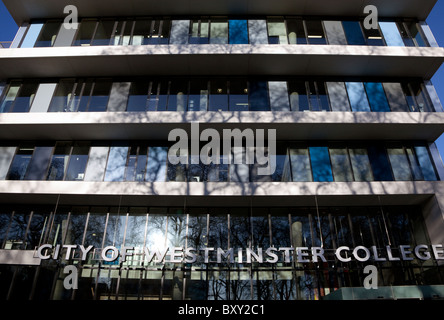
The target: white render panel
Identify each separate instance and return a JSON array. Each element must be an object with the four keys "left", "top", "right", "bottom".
[
  {"left": 0, "top": 250, "right": 41, "bottom": 266},
  {"left": 268, "top": 81, "right": 290, "bottom": 111},
  {"left": 170, "top": 20, "right": 190, "bottom": 44},
  {"left": 248, "top": 20, "right": 268, "bottom": 44},
  {"left": 29, "top": 83, "right": 57, "bottom": 112},
  {"left": 10, "top": 23, "right": 28, "bottom": 48},
  {"left": 0, "top": 146, "right": 16, "bottom": 180},
  {"left": 324, "top": 21, "right": 347, "bottom": 45},
  {"left": 84, "top": 147, "right": 109, "bottom": 181},
  {"left": 326, "top": 82, "right": 351, "bottom": 111},
  {"left": 107, "top": 82, "right": 131, "bottom": 112},
  {"left": 54, "top": 25, "right": 77, "bottom": 47}
]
